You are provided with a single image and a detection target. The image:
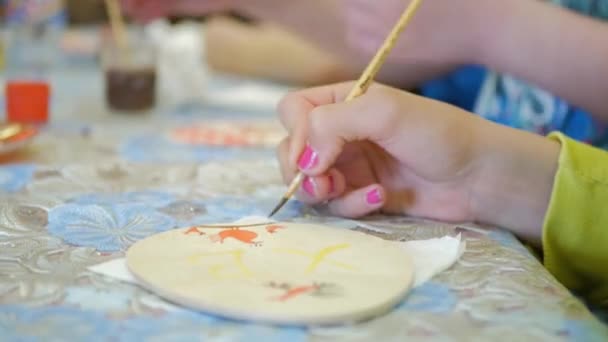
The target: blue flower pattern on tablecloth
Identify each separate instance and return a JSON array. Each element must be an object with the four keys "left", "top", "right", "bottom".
[
  {"left": 0, "top": 305, "right": 307, "bottom": 341},
  {"left": 198, "top": 197, "right": 307, "bottom": 224},
  {"left": 120, "top": 311, "right": 307, "bottom": 342},
  {"left": 561, "top": 318, "right": 608, "bottom": 340},
  {"left": 48, "top": 203, "right": 176, "bottom": 252},
  {"left": 120, "top": 134, "right": 274, "bottom": 163},
  {"left": 49, "top": 191, "right": 308, "bottom": 251},
  {"left": 168, "top": 197, "right": 307, "bottom": 226},
  {"left": 488, "top": 230, "right": 534, "bottom": 256},
  {"left": 0, "top": 164, "right": 35, "bottom": 193},
  {"left": 0, "top": 305, "right": 116, "bottom": 341},
  {"left": 68, "top": 191, "right": 176, "bottom": 208},
  {"left": 398, "top": 282, "right": 457, "bottom": 314},
  {"left": 64, "top": 287, "right": 136, "bottom": 313}
]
